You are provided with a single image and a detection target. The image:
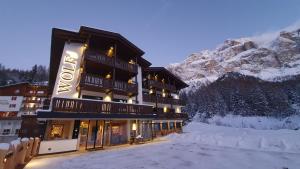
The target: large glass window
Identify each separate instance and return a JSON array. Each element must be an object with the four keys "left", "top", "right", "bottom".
[
  {"left": 162, "top": 123, "right": 168, "bottom": 130},
  {"left": 50, "top": 124, "right": 64, "bottom": 138},
  {"left": 169, "top": 122, "right": 175, "bottom": 129},
  {"left": 154, "top": 123, "right": 161, "bottom": 131}
]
